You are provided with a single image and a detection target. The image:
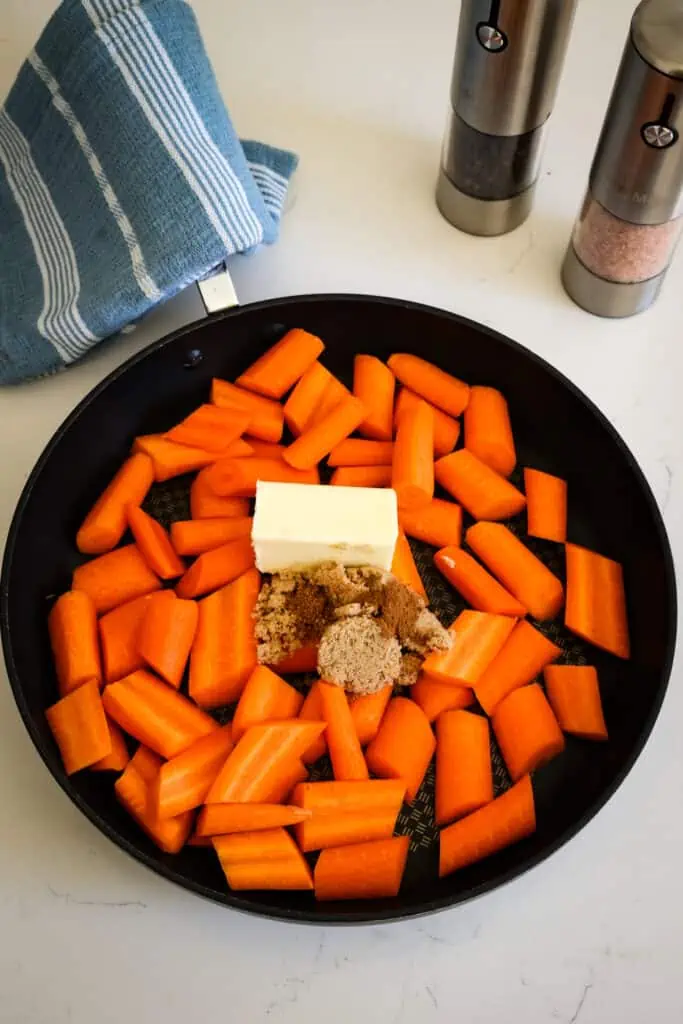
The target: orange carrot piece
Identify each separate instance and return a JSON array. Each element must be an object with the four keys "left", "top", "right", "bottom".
[
  {"left": 315, "top": 835, "right": 409, "bottom": 901},
  {"left": 392, "top": 396, "right": 434, "bottom": 510},
  {"left": 474, "top": 619, "right": 561, "bottom": 716},
  {"left": 211, "top": 378, "right": 284, "bottom": 442},
  {"left": 493, "top": 683, "right": 565, "bottom": 781},
  {"left": 543, "top": 665, "right": 608, "bottom": 741},
  {"left": 295, "top": 806, "right": 400, "bottom": 853},
  {"left": 388, "top": 353, "right": 470, "bottom": 417},
  {"left": 72, "top": 544, "right": 161, "bottom": 615},
  {"left": 434, "top": 545, "right": 527, "bottom": 617},
  {"left": 132, "top": 434, "right": 252, "bottom": 482},
  {"left": 298, "top": 680, "right": 328, "bottom": 764},
  {"left": 90, "top": 718, "right": 130, "bottom": 771},
  {"left": 170, "top": 516, "right": 253, "bottom": 556},
  {"left": 464, "top": 386, "right": 516, "bottom": 477},
  {"left": 330, "top": 465, "right": 393, "bottom": 487},
  {"left": 205, "top": 721, "right": 326, "bottom": 804},
  {"left": 127, "top": 505, "right": 185, "bottom": 579},
  {"left": 439, "top": 775, "right": 535, "bottom": 877},
  {"left": 391, "top": 529, "right": 427, "bottom": 598},
  {"left": 236, "top": 328, "right": 324, "bottom": 399},
  {"left": 410, "top": 674, "right": 474, "bottom": 723},
  {"left": 219, "top": 857, "right": 314, "bottom": 892},
  {"left": 165, "top": 405, "right": 250, "bottom": 451},
  {"left": 284, "top": 395, "right": 366, "bottom": 471},
  {"left": 115, "top": 746, "right": 192, "bottom": 853},
  {"left": 435, "top": 710, "right": 493, "bottom": 826},
  {"left": 565, "top": 542, "right": 630, "bottom": 659},
  {"left": 319, "top": 682, "right": 369, "bottom": 781},
  {"left": 467, "top": 522, "right": 564, "bottom": 621},
  {"left": 422, "top": 610, "right": 517, "bottom": 687},
  {"left": 175, "top": 536, "right": 255, "bottom": 599},
  {"left": 136, "top": 591, "right": 198, "bottom": 689},
  {"left": 155, "top": 725, "right": 234, "bottom": 818},
  {"left": 354, "top": 354, "right": 395, "bottom": 441},
  {"left": 524, "top": 468, "right": 567, "bottom": 543},
  {"left": 103, "top": 669, "right": 219, "bottom": 758},
  {"left": 349, "top": 685, "right": 393, "bottom": 746},
  {"left": 394, "top": 388, "right": 461, "bottom": 458},
  {"left": 213, "top": 829, "right": 313, "bottom": 890},
  {"left": 292, "top": 779, "right": 406, "bottom": 813},
  {"left": 308, "top": 375, "right": 352, "bottom": 428},
  {"left": 400, "top": 498, "right": 462, "bottom": 549},
  {"left": 272, "top": 644, "right": 319, "bottom": 675},
  {"left": 48, "top": 591, "right": 101, "bottom": 696},
  {"left": 190, "top": 469, "right": 251, "bottom": 520},
  {"left": 242, "top": 439, "right": 286, "bottom": 459},
  {"left": 328, "top": 439, "right": 394, "bottom": 467},
  {"left": 232, "top": 666, "right": 304, "bottom": 744},
  {"left": 75, "top": 453, "right": 154, "bottom": 555},
  {"left": 201, "top": 456, "right": 319, "bottom": 497},
  {"left": 283, "top": 360, "right": 335, "bottom": 436},
  {"left": 262, "top": 759, "right": 308, "bottom": 803},
  {"left": 99, "top": 594, "right": 153, "bottom": 683},
  {"left": 435, "top": 449, "right": 526, "bottom": 521},
  {"left": 365, "top": 697, "right": 435, "bottom": 802},
  {"left": 46, "top": 680, "right": 112, "bottom": 774},
  {"left": 189, "top": 568, "right": 260, "bottom": 708},
  {"left": 196, "top": 803, "right": 310, "bottom": 837}
]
